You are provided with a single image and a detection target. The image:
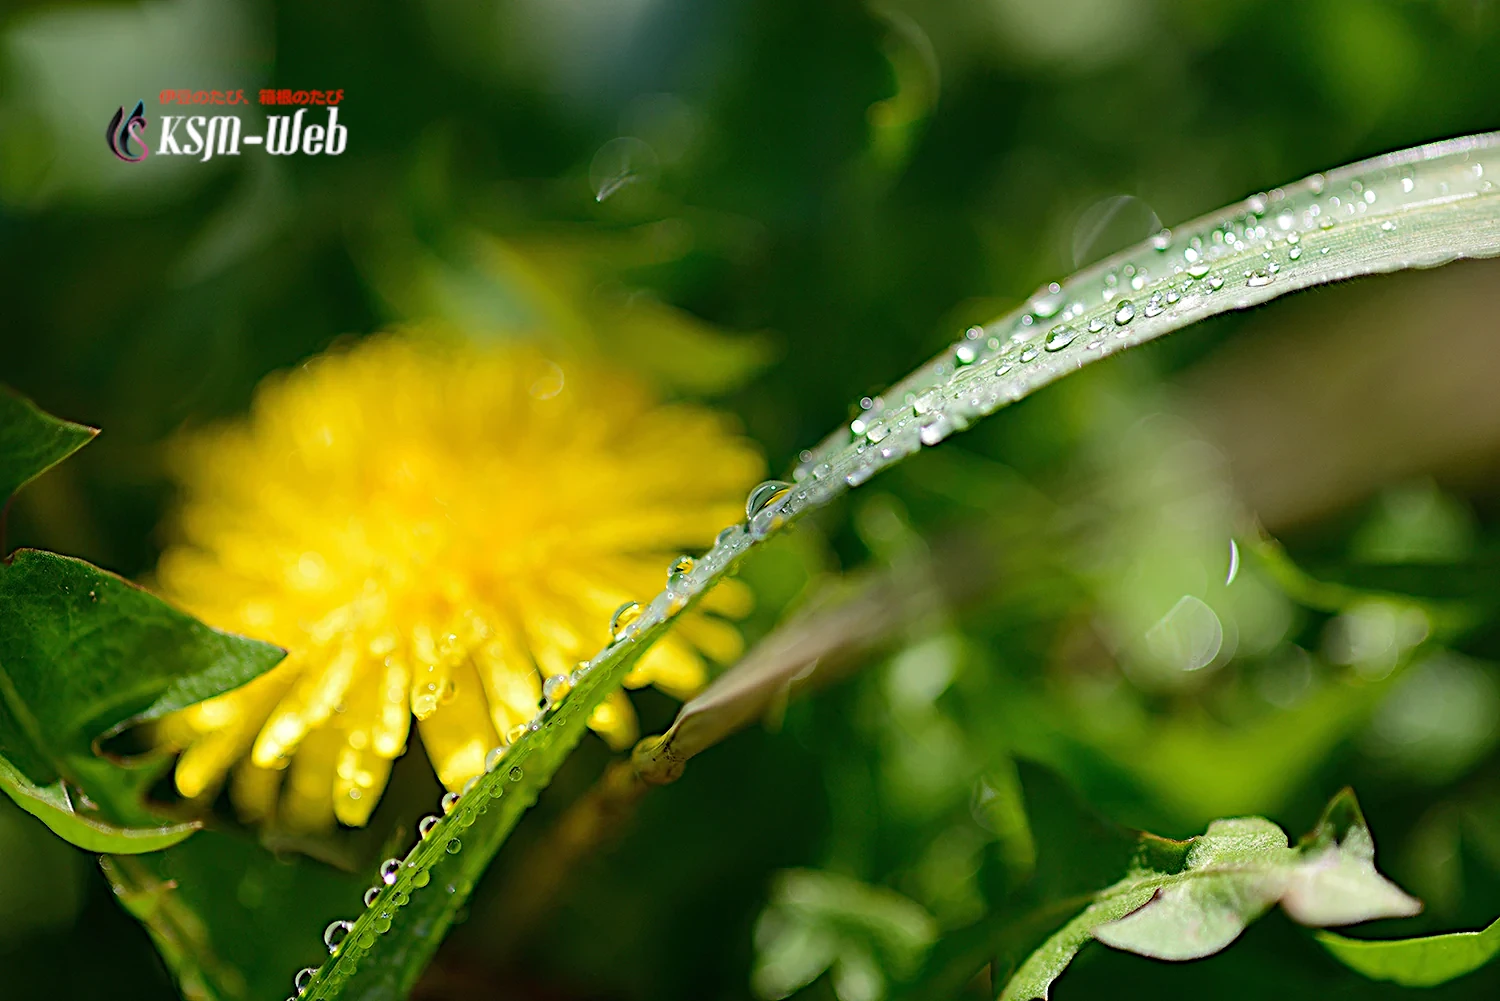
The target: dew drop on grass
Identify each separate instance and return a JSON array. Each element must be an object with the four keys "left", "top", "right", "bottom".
[
  {"left": 324, "top": 920, "right": 354, "bottom": 953},
  {"left": 609, "top": 601, "right": 641, "bottom": 639},
  {"left": 295, "top": 967, "right": 316, "bottom": 993},
  {"left": 542, "top": 674, "right": 572, "bottom": 705},
  {"left": 746, "top": 480, "right": 793, "bottom": 520},
  {"left": 418, "top": 815, "right": 440, "bottom": 839},
  {"left": 1087, "top": 318, "right": 1105, "bottom": 333},
  {"left": 446, "top": 839, "right": 462, "bottom": 855},
  {"left": 440, "top": 791, "right": 459, "bottom": 813},
  {"left": 508, "top": 765, "right": 524, "bottom": 782},
  {"left": 666, "top": 555, "right": 695, "bottom": 589},
  {"left": 1044, "top": 324, "right": 1077, "bottom": 351},
  {"left": 379, "top": 859, "right": 401, "bottom": 885},
  {"left": 363, "top": 886, "right": 380, "bottom": 908},
  {"left": 1114, "top": 301, "right": 1135, "bottom": 325},
  {"left": 484, "top": 746, "right": 505, "bottom": 773},
  {"left": 1246, "top": 269, "right": 1274, "bottom": 287}
]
